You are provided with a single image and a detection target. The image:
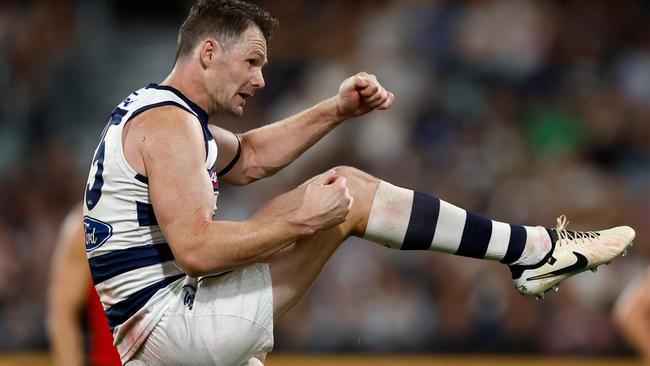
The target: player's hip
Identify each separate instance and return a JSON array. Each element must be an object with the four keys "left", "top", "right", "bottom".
[{"left": 127, "top": 263, "right": 274, "bottom": 365}]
